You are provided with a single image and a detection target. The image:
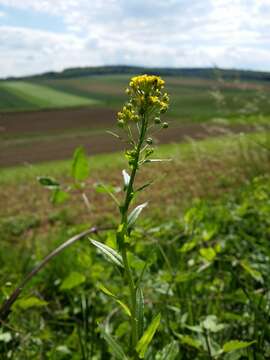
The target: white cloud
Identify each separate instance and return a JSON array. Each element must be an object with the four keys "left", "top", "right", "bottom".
[{"left": 0, "top": 0, "right": 269, "bottom": 76}]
